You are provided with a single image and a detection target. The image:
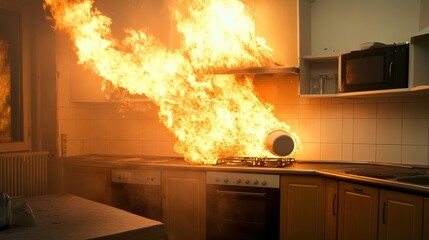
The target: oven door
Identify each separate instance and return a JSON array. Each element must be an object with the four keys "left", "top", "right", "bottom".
[{"left": 206, "top": 184, "right": 280, "bottom": 240}]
